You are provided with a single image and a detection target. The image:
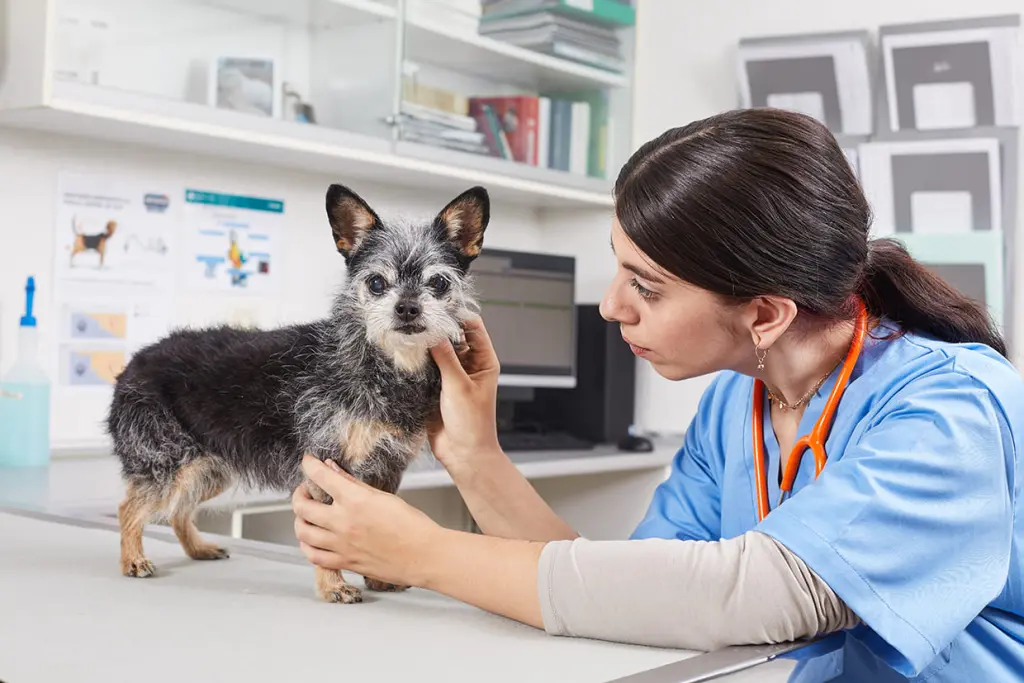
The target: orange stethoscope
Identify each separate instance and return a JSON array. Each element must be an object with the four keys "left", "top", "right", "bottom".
[{"left": 751, "top": 299, "right": 869, "bottom": 522}]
